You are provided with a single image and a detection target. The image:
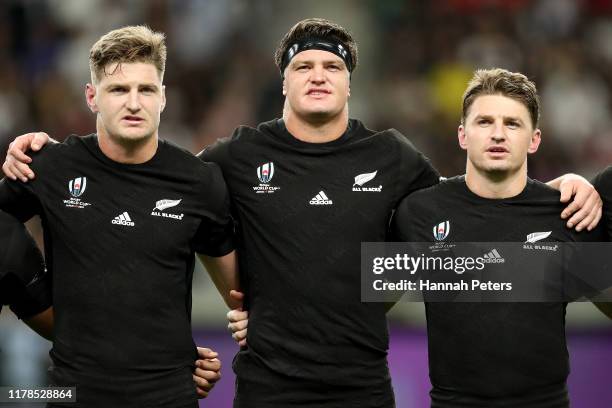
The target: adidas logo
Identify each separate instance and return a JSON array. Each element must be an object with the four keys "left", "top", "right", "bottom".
[
  {"left": 482, "top": 248, "right": 505, "bottom": 263},
  {"left": 309, "top": 191, "right": 333, "bottom": 205},
  {"left": 112, "top": 211, "right": 135, "bottom": 227}
]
